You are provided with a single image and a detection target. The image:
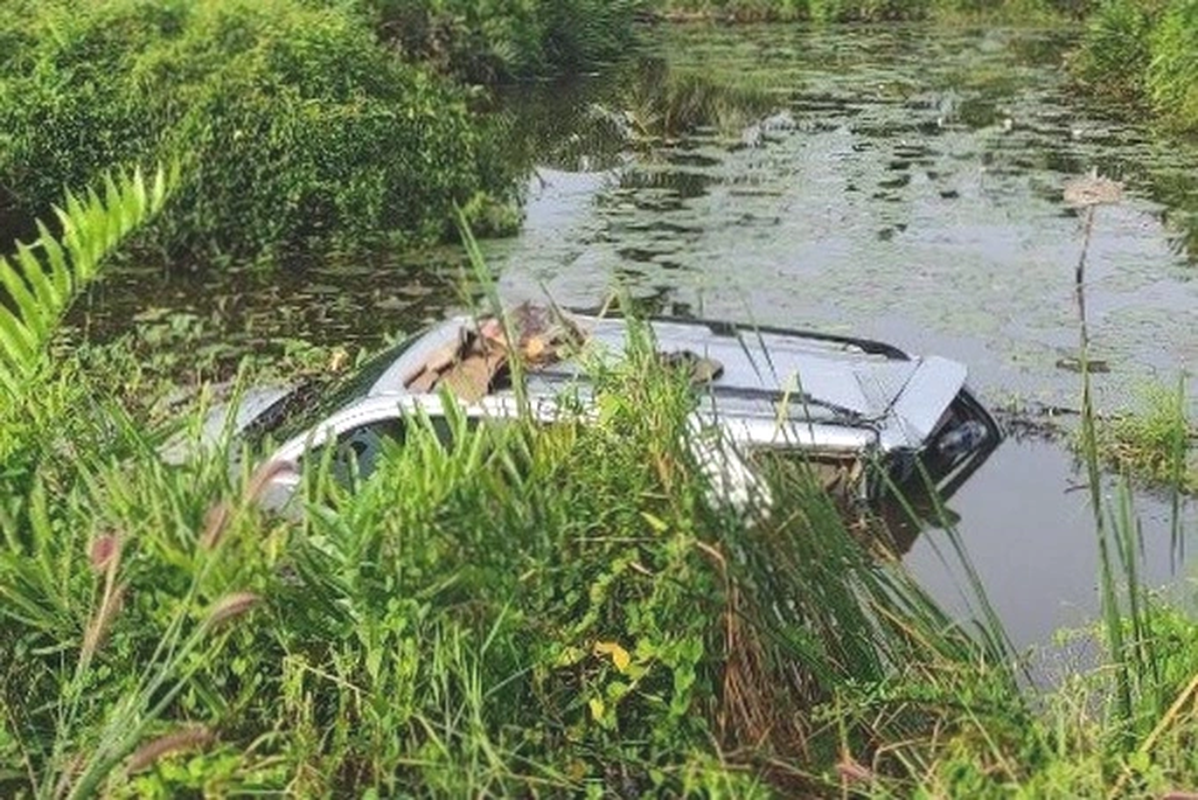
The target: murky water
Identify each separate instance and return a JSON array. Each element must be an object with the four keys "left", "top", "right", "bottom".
[
  {"left": 85, "top": 23, "right": 1198, "bottom": 648},
  {"left": 475, "top": 25, "right": 1198, "bottom": 649}
]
